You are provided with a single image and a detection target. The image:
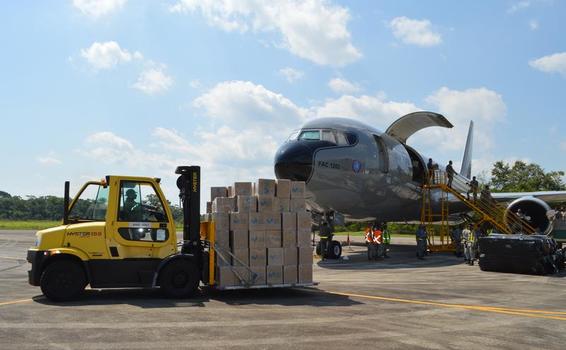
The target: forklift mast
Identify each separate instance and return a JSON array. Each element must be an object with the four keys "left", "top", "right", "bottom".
[{"left": 175, "top": 166, "right": 201, "bottom": 257}]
